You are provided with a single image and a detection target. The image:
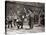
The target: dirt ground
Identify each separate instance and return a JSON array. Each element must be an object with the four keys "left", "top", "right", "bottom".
[{"left": 5, "top": 24, "right": 45, "bottom": 35}]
